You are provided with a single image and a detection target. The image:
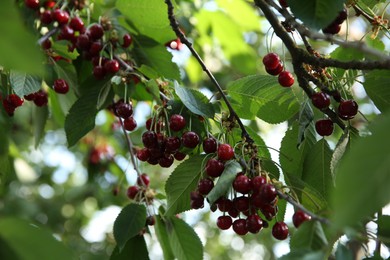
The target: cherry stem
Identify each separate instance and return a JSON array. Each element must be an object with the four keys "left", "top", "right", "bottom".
[{"left": 165, "top": 0, "right": 253, "bottom": 143}]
